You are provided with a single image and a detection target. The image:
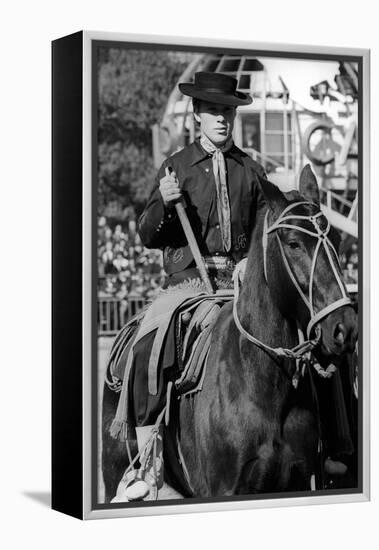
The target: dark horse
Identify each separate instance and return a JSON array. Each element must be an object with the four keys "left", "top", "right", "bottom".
[{"left": 102, "top": 165, "right": 357, "bottom": 500}]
